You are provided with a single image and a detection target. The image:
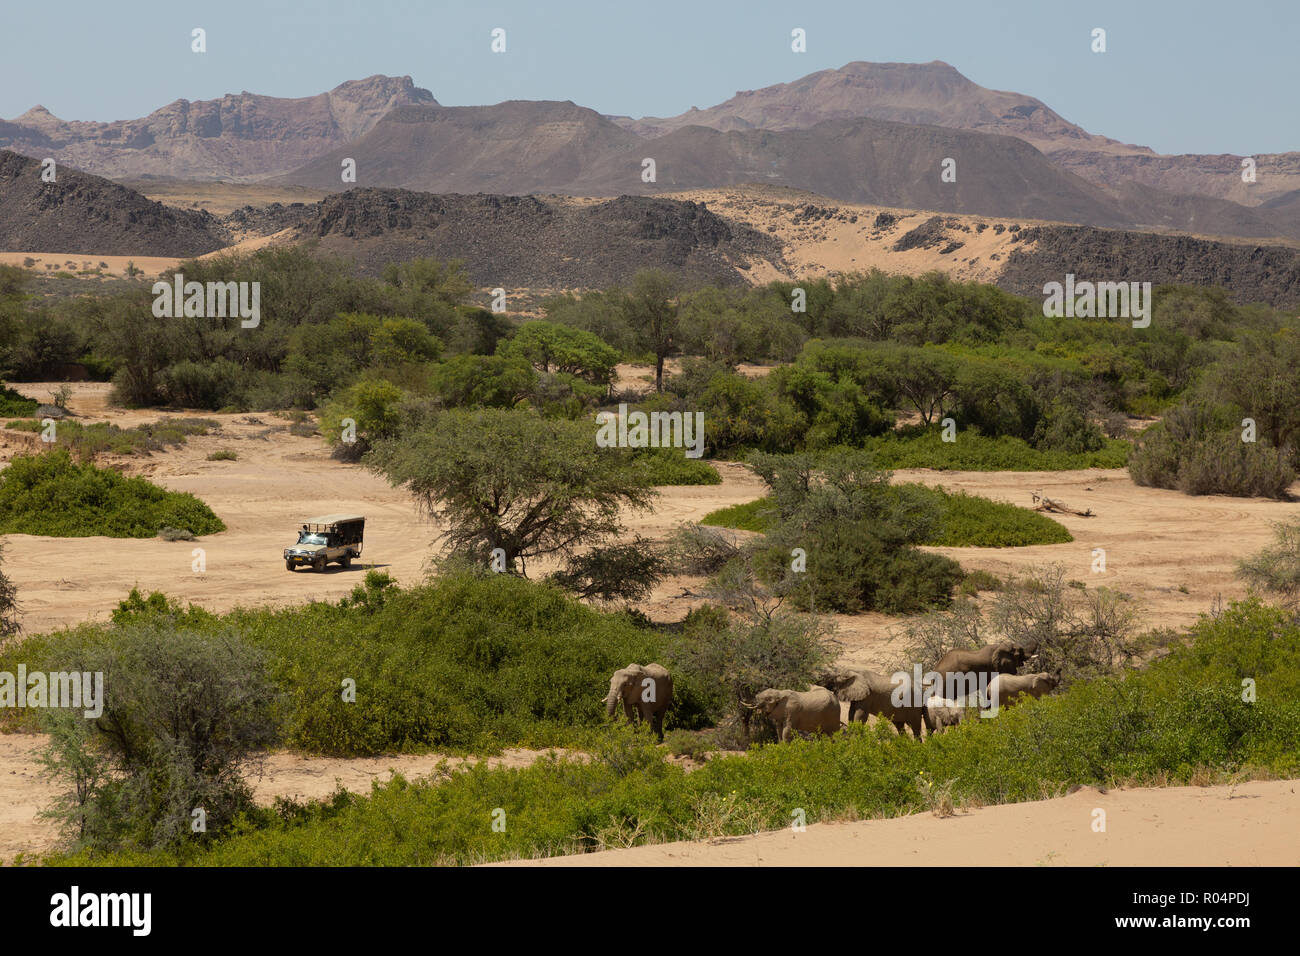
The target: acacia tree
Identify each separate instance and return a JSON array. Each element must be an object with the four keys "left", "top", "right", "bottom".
[
  {"left": 498, "top": 321, "right": 619, "bottom": 386},
  {"left": 39, "top": 624, "right": 278, "bottom": 851},
  {"left": 368, "top": 408, "right": 658, "bottom": 576},
  {"left": 1238, "top": 517, "right": 1300, "bottom": 612},
  {"left": 624, "top": 270, "right": 682, "bottom": 393}
]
